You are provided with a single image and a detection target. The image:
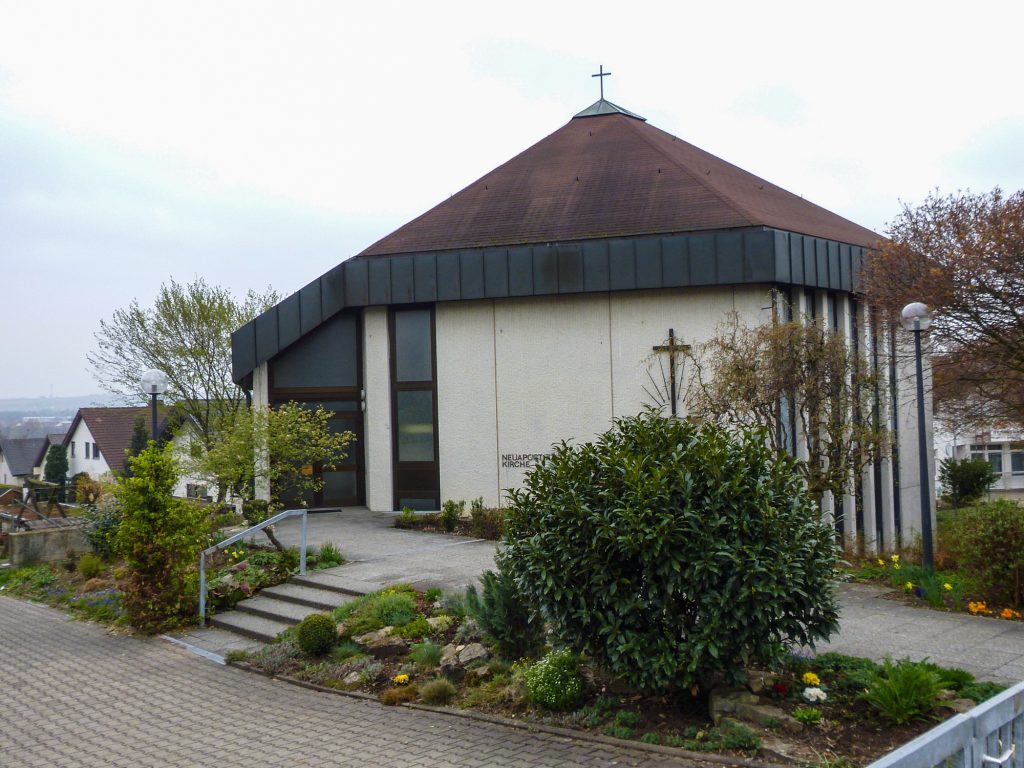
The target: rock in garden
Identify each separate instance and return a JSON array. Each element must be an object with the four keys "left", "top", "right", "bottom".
[
  {"left": 343, "top": 671, "right": 361, "bottom": 686},
  {"left": 80, "top": 577, "right": 110, "bottom": 593},
  {"left": 937, "top": 689, "right": 957, "bottom": 701},
  {"left": 440, "top": 643, "right": 465, "bottom": 682},
  {"left": 458, "top": 642, "right": 489, "bottom": 666},
  {"left": 949, "top": 698, "right": 976, "bottom": 714},
  {"left": 353, "top": 627, "right": 408, "bottom": 659},
  {"left": 709, "top": 686, "right": 759, "bottom": 722},
  {"left": 734, "top": 702, "right": 804, "bottom": 734}
]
